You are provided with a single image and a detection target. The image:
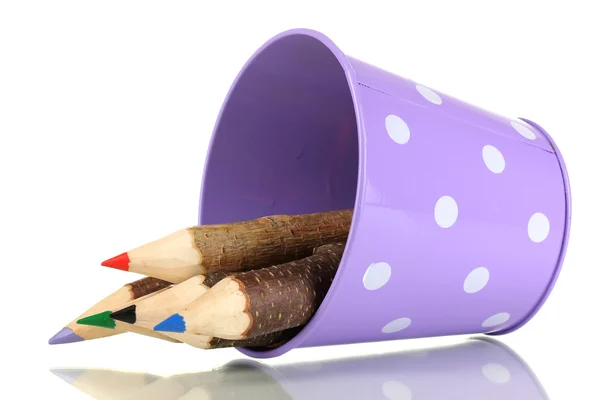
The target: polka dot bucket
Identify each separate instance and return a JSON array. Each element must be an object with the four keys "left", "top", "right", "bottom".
[{"left": 198, "top": 29, "right": 571, "bottom": 358}]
